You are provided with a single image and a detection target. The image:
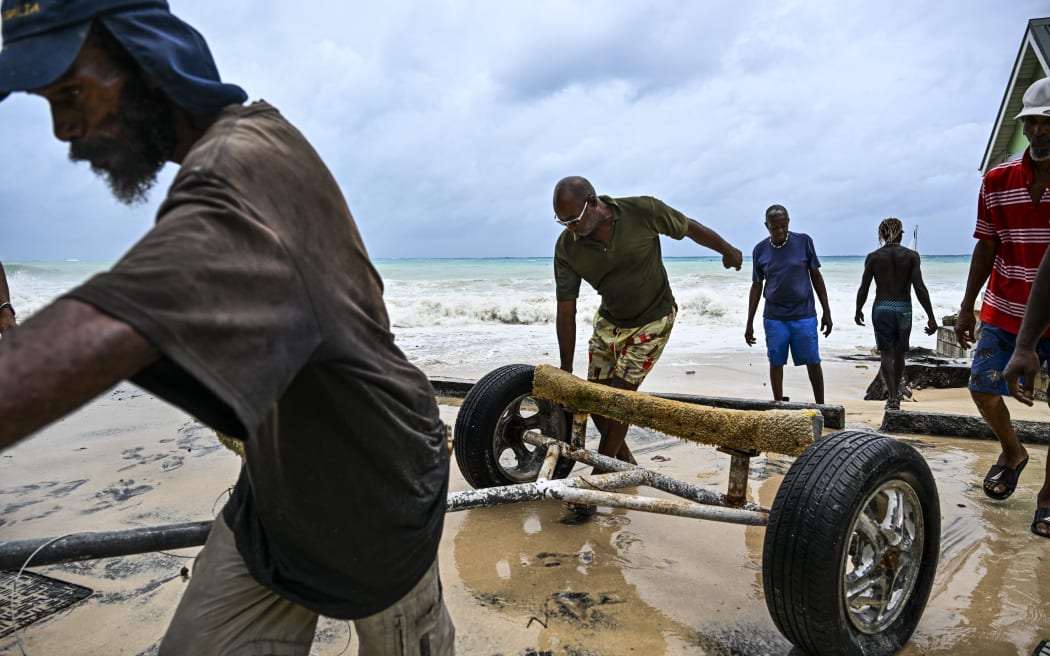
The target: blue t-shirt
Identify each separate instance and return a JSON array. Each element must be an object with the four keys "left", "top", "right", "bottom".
[{"left": 752, "top": 231, "right": 820, "bottom": 321}]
